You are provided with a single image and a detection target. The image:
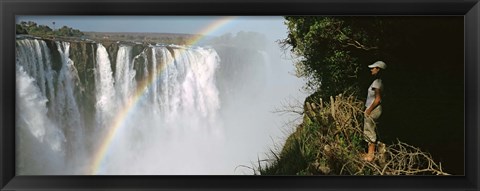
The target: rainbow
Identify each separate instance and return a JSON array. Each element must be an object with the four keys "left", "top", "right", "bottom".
[{"left": 88, "top": 16, "right": 237, "bottom": 175}]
